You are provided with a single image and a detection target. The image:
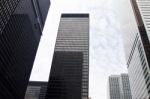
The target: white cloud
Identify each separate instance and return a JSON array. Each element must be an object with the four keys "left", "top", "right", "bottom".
[{"left": 30, "top": 0, "right": 127, "bottom": 99}]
